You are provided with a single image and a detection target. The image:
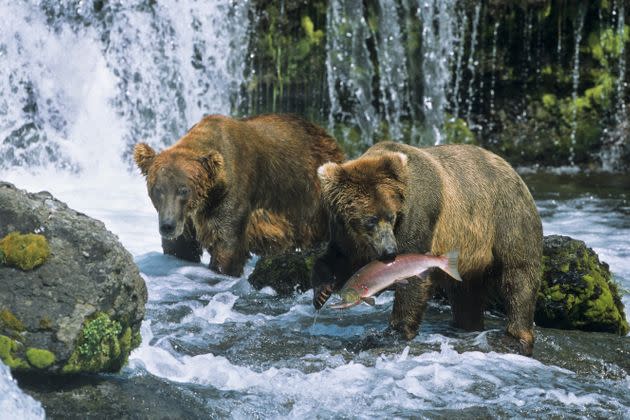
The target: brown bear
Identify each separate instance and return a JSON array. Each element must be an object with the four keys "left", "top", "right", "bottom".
[
  {"left": 311, "top": 141, "right": 542, "bottom": 355},
  {"left": 134, "top": 114, "right": 344, "bottom": 277}
]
